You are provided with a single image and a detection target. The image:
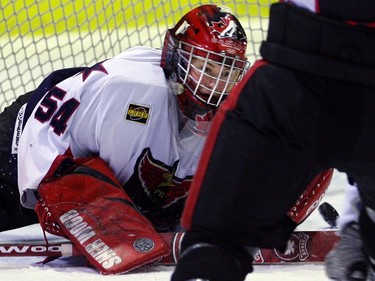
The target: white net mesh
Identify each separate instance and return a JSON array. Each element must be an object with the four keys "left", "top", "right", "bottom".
[{"left": 0, "top": 0, "right": 274, "bottom": 111}]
